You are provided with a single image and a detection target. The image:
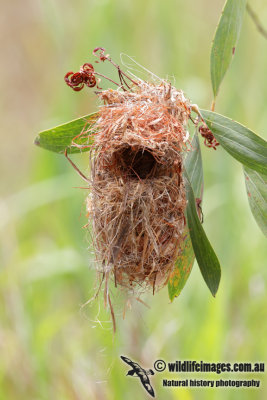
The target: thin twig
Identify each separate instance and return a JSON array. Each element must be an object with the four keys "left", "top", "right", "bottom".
[
  {"left": 64, "top": 149, "right": 90, "bottom": 183},
  {"left": 247, "top": 4, "right": 267, "bottom": 40},
  {"left": 108, "top": 294, "right": 116, "bottom": 333}
]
